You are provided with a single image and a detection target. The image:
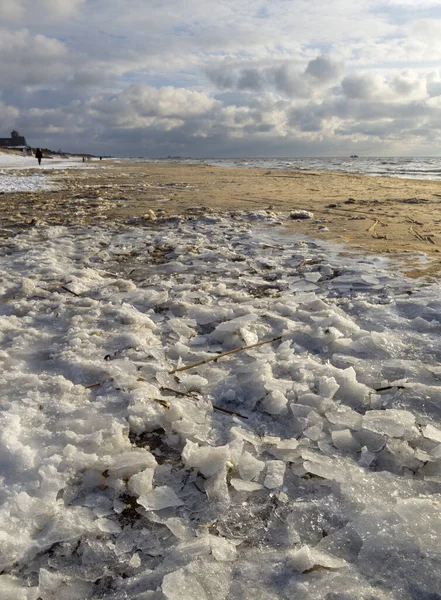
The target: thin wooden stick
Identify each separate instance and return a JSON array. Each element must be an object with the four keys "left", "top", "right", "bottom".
[
  {"left": 169, "top": 335, "right": 283, "bottom": 374},
  {"left": 160, "top": 386, "right": 248, "bottom": 419},
  {"left": 61, "top": 285, "right": 81, "bottom": 297},
  {"left": 212, "top": 404, "right": 248, "bottom": 419},
  {"left": 85, "top": 381, "right": 106, "bottom": 389},
  {"left": 160, "top": 386, "right": 198, "bottom": 399}
]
